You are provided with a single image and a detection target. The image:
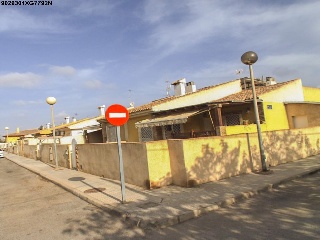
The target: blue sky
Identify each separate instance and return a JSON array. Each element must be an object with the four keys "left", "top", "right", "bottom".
[{"left": 1, "top": 0, "right": 319, "bottom": 136}]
